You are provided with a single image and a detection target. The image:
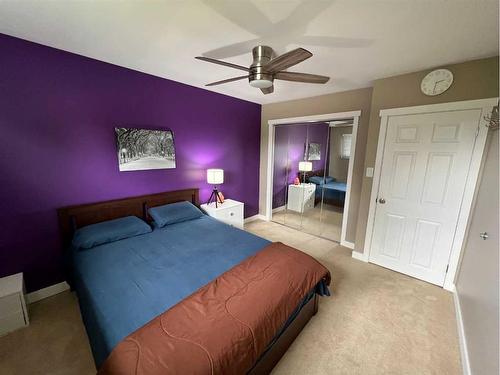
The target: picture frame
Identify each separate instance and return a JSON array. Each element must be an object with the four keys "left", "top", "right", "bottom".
[
  {"left": 115, "top": 127, "right": 176, "bottom": 171},
  {"left": 307, "top": 142, "right": 321, "bottom": 161}
]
